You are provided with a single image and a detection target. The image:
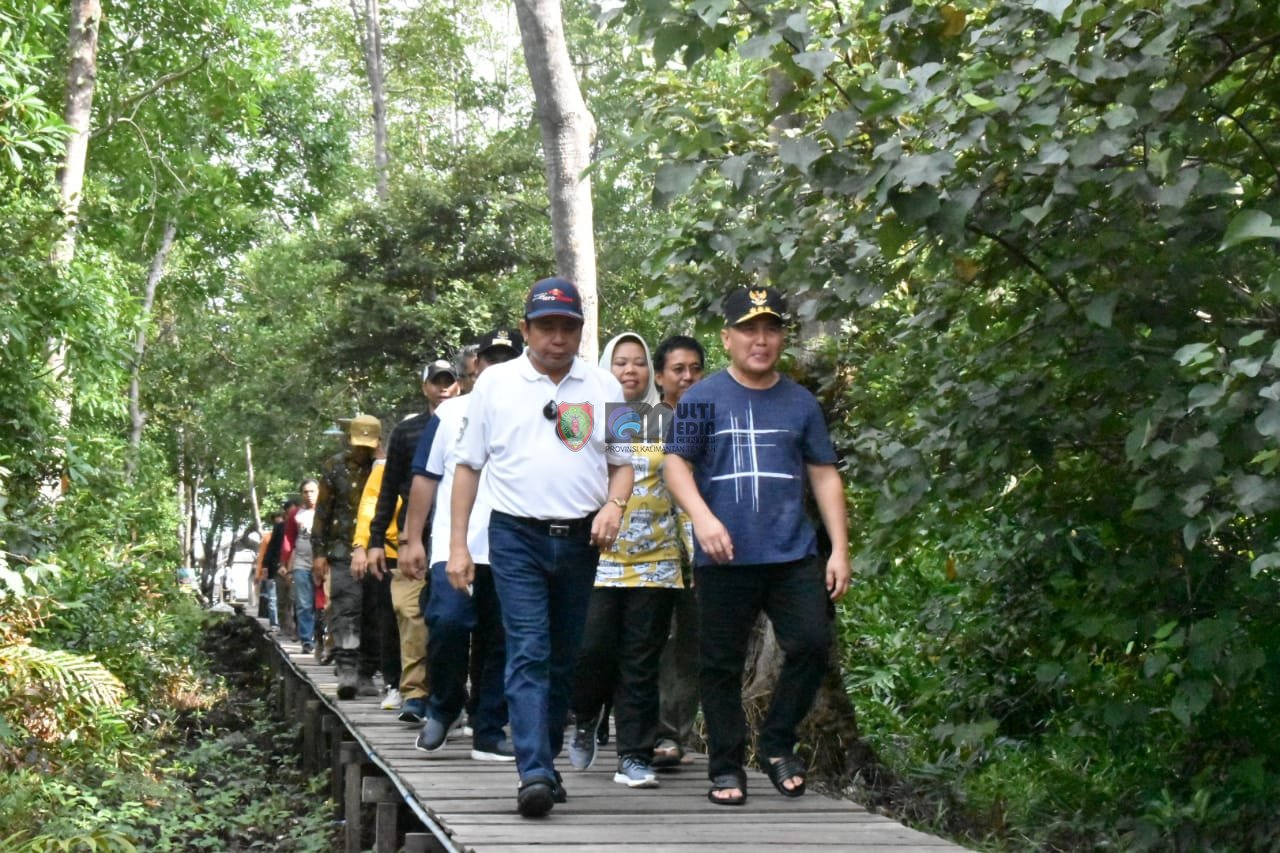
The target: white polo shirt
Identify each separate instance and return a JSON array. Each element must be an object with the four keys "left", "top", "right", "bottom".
[
  {"left": 426, "top": 395, "right": 494, "bottom": 565},
  {"left": 455, "top": 353, "right": 628, "bottom": 519}
]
